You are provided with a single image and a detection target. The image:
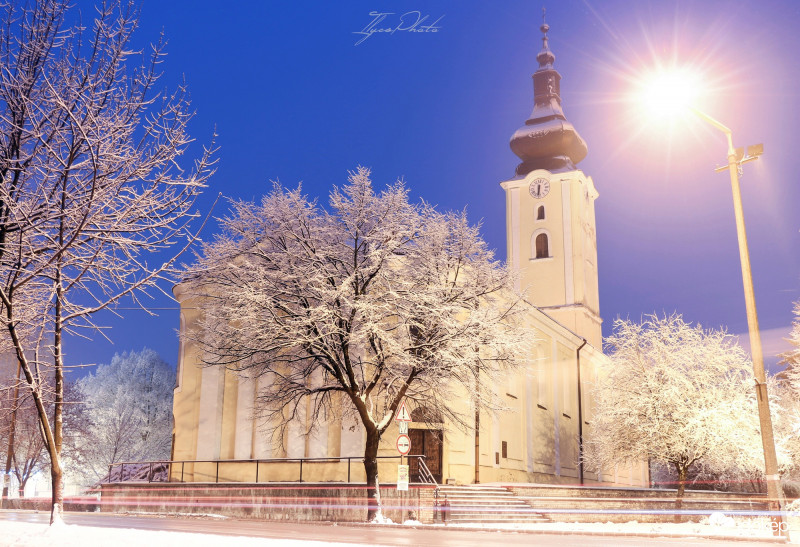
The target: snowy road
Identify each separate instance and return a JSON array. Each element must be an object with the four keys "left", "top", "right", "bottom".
[{"left": 0, "top": 511, "right": 786, "bottom": 546}]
